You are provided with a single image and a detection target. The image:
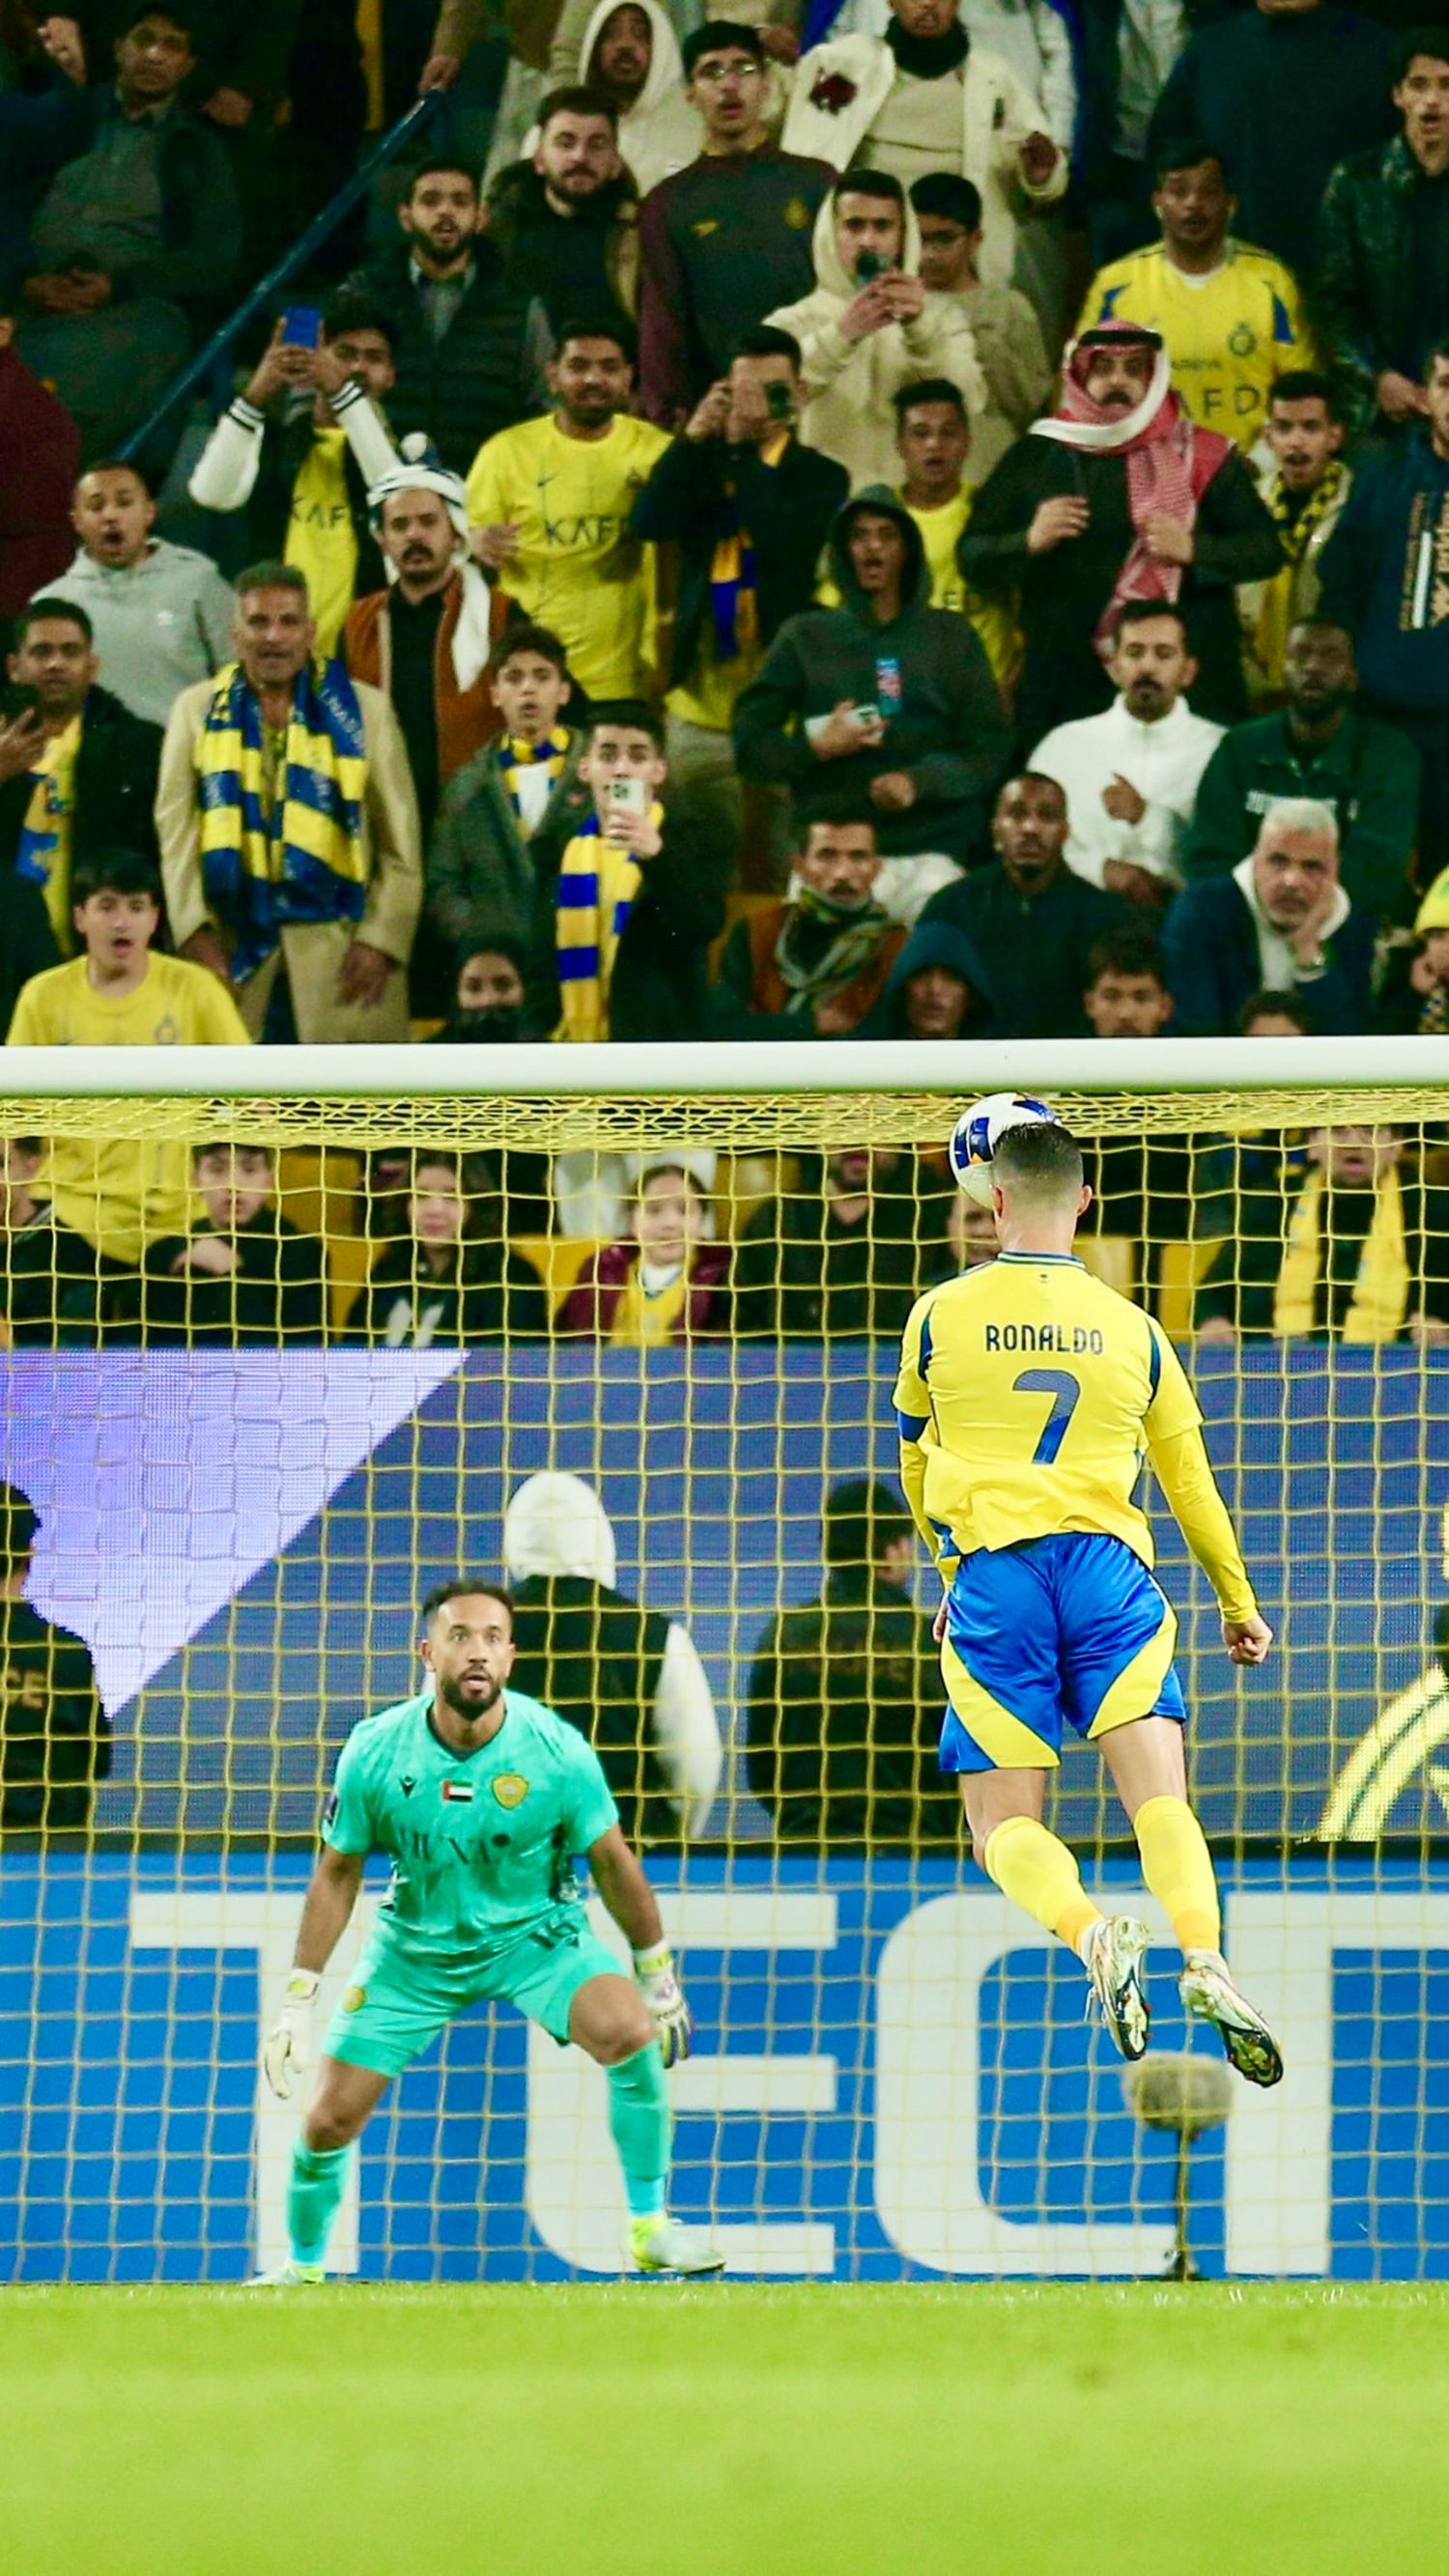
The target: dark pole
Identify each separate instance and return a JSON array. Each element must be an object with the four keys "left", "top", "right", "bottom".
[{"left": 118, "top": 91, "right": 441, "bottom": 464}]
